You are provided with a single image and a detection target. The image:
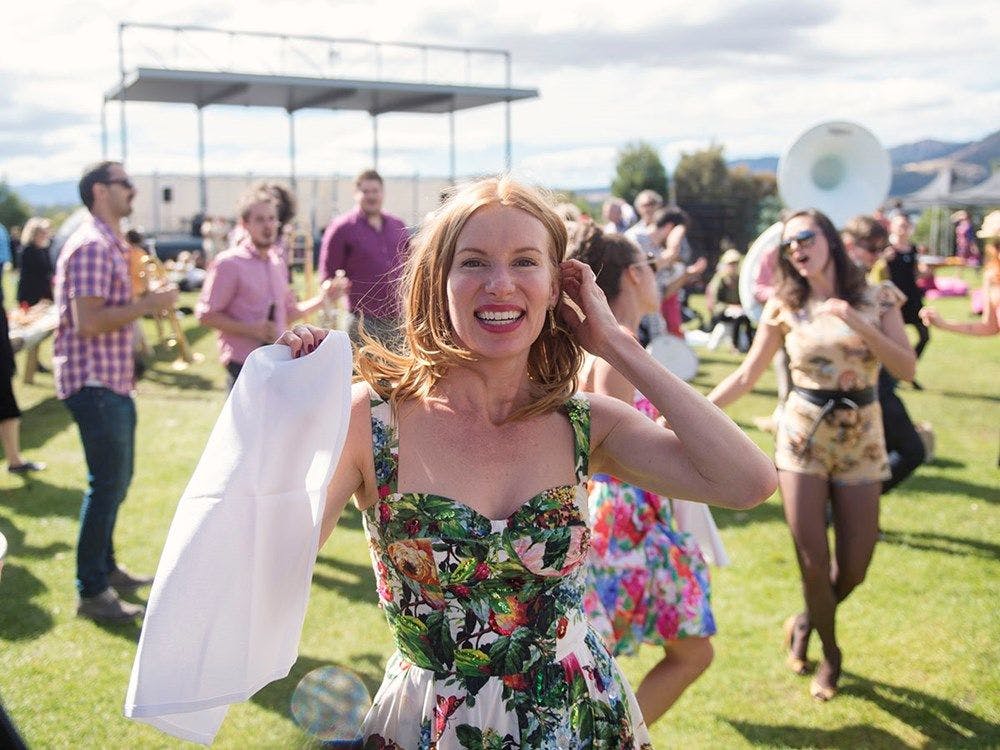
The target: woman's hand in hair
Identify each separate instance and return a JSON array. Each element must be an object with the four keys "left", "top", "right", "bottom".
[{"left": 557, "top": 258, "right": 623, "bottom": 357}]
